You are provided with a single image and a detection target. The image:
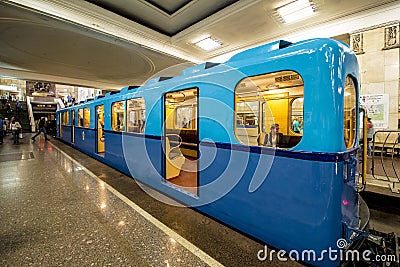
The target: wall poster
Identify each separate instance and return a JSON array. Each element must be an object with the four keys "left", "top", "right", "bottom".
[{"left": 360, "top": 94, "right": 389, "bottom": 128}]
